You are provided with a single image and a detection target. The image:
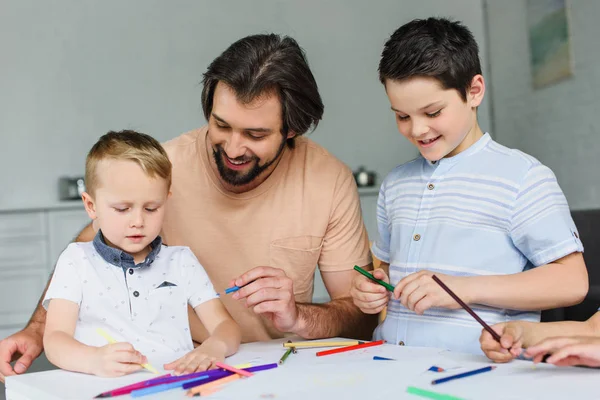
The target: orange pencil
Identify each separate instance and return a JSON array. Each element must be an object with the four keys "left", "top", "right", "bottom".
[
  {"left": 316, "top": 340, "right": 385, "bottom": 357},
  {"left": 186, "top": 374, "right": 241, "bottom": 396}
]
